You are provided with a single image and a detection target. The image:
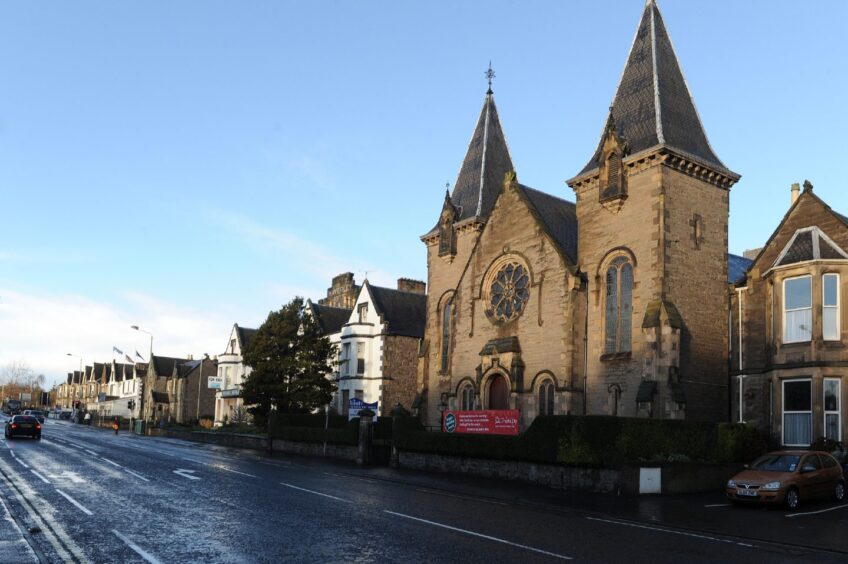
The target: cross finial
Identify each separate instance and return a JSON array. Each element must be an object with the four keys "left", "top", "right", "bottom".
[{"left": 485, "top": 62, "right": 495, "bottom": 94}]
